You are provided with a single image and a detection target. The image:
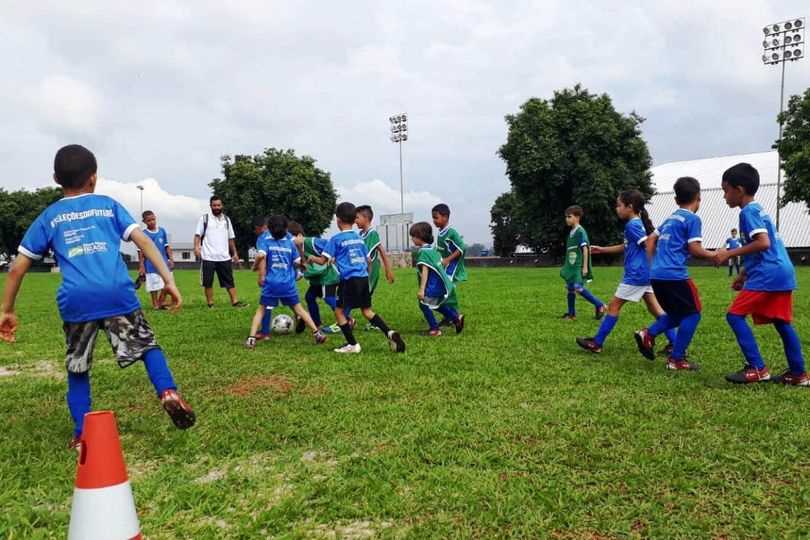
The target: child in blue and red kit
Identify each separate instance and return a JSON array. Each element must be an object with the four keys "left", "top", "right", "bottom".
[
  {"left": 634, "top": 177, "right": 716, "bottom": 371},
  {"left": 0, "top": 145, "right": 195, "bottom": 449},
  {"left": 715, "top": 163, "right": 809, "bottom": 385}
]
